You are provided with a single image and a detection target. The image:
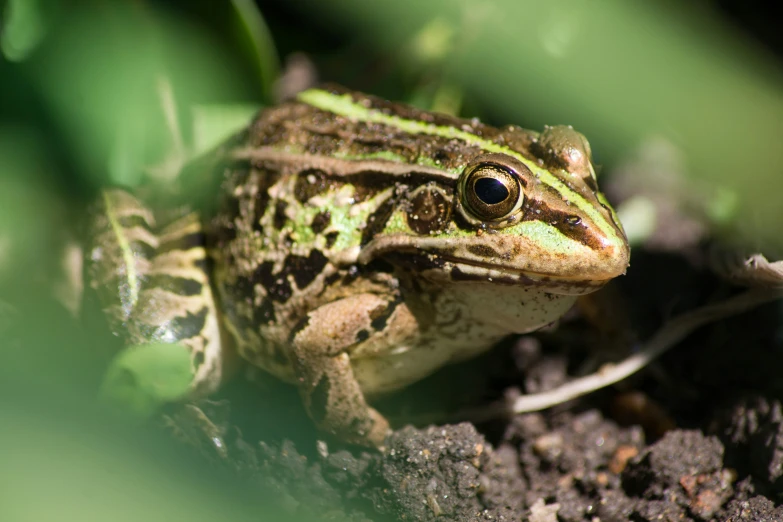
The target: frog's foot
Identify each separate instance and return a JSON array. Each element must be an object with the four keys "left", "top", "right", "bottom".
[{"left": 290, "top": 293, "right": 395, "bottom": 447}]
